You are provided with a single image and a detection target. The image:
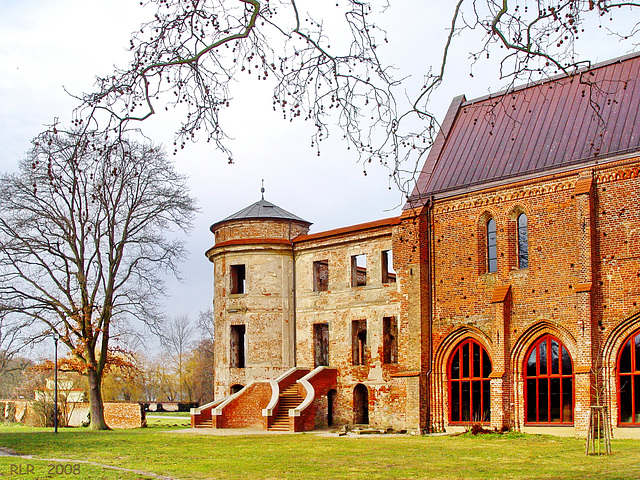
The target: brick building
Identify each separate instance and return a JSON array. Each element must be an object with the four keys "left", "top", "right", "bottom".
[{"left": 192, "top": 53, "right": 640, "bottom": 437}]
